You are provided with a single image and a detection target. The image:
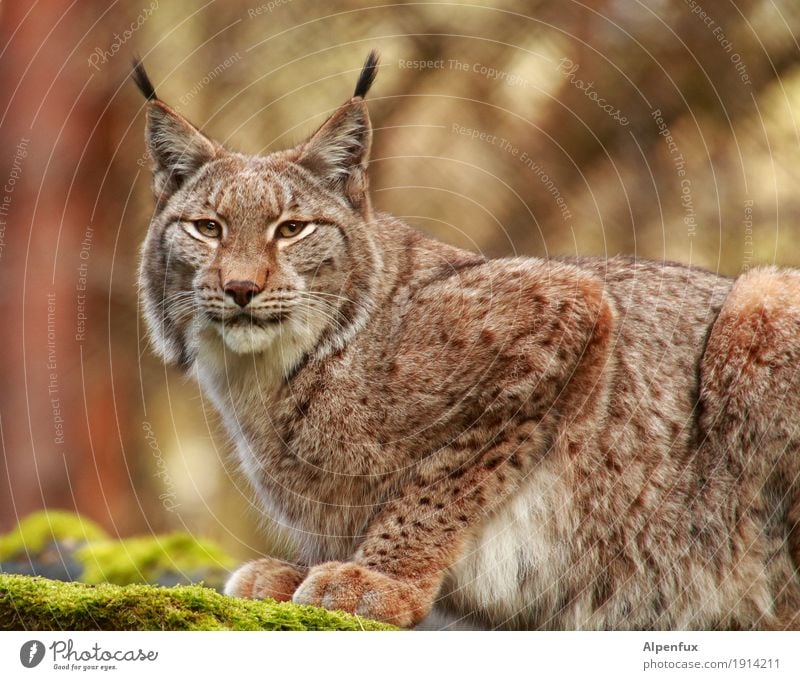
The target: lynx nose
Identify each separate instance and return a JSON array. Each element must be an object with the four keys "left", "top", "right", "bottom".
[{"left": 224, "top": 280, "right": 262, "bottom": 308}]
